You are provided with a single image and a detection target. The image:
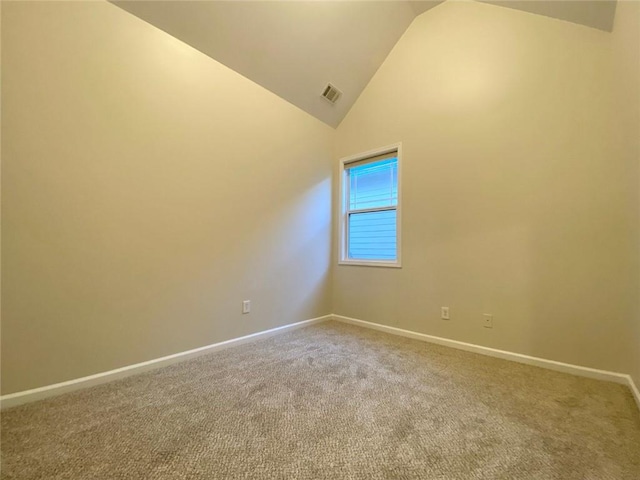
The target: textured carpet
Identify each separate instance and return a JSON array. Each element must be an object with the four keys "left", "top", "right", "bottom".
[{"left": 2, "top": 321, "right": 639, "bottom": 479}]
